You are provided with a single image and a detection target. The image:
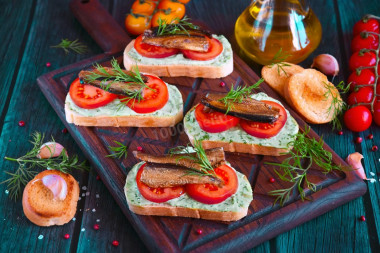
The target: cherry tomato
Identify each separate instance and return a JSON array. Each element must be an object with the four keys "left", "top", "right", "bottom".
[
  {"left": 182, "top": 37, "right": 223, "bottom": 61},
  {"left": 158, "top": 0, "right": 186, "bottom": 20},
  {"left": 119, "top": 75, "right": 169, "bottom": 113},
  {"left": 348, "top": 69, "right": 375, "bottom": 92},
  {"left": 151, "top": 10, "right": 178, "bottom": 27},
  {"left": 347, "top": 86, "right": 374, "bottom": 107},
  {"left": 353, "top": 18, "right": 380, "bottom": 36},
  {"left": 125, "top": 14, "right": 151, "bottom": 36},
  {"left": 240, "top": 101, "right": 287, "bottom": 138},
  {"left": 194, "top": 104, "right": 240, "bottom": 133},
  {"left": 351, "top": 33, "right": 379, "bottom": 53},
  {"left": 136, "top": 164, "right": 185, "bottom": 203},
  {"left": 186, "top": 164, "right": 238, "bottom": 204},
  {"left": 134, "top": 35, "right": 179, "bottom": 58},
  {"left": 344, "top": 106, "right": 372, "bottom": 132},
  {"left": 349, "top": 51, "right": 376, "bottom": 71},
  {"left": 373, "top": 100, "right": 380, "bottom": 126},
  {"left": 177, "top": 0, "right": 190, "bottom": 3},
  {"left": 131, "top": 0, "right": 156, "bottom": 15},
  {"left": 69, "top": 78, "right": 117, "bottom": 109}
]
